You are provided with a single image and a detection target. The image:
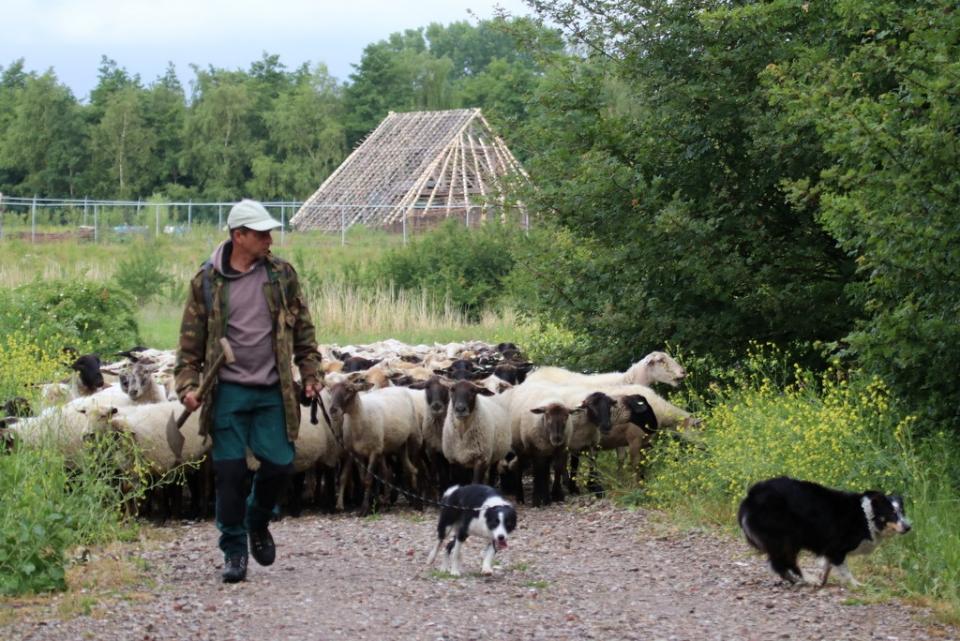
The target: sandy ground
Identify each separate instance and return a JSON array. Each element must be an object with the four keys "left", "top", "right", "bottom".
[{"left": 2, "top": 498, "right": 955, "bottom": 641}]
